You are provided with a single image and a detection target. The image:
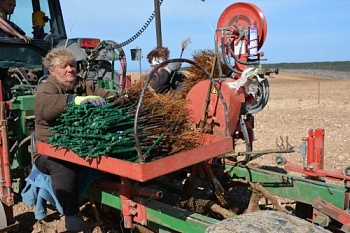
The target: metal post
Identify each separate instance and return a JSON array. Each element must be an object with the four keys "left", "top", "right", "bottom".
[
  {"left": 154, "top": 0, "right": 162, "bottom": 47},
  {"left": 131, "top": 47, "right": 142, "bottom": 79},
  {"left": 138, "top": 49, "right": 142, "bottom": 79}
]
